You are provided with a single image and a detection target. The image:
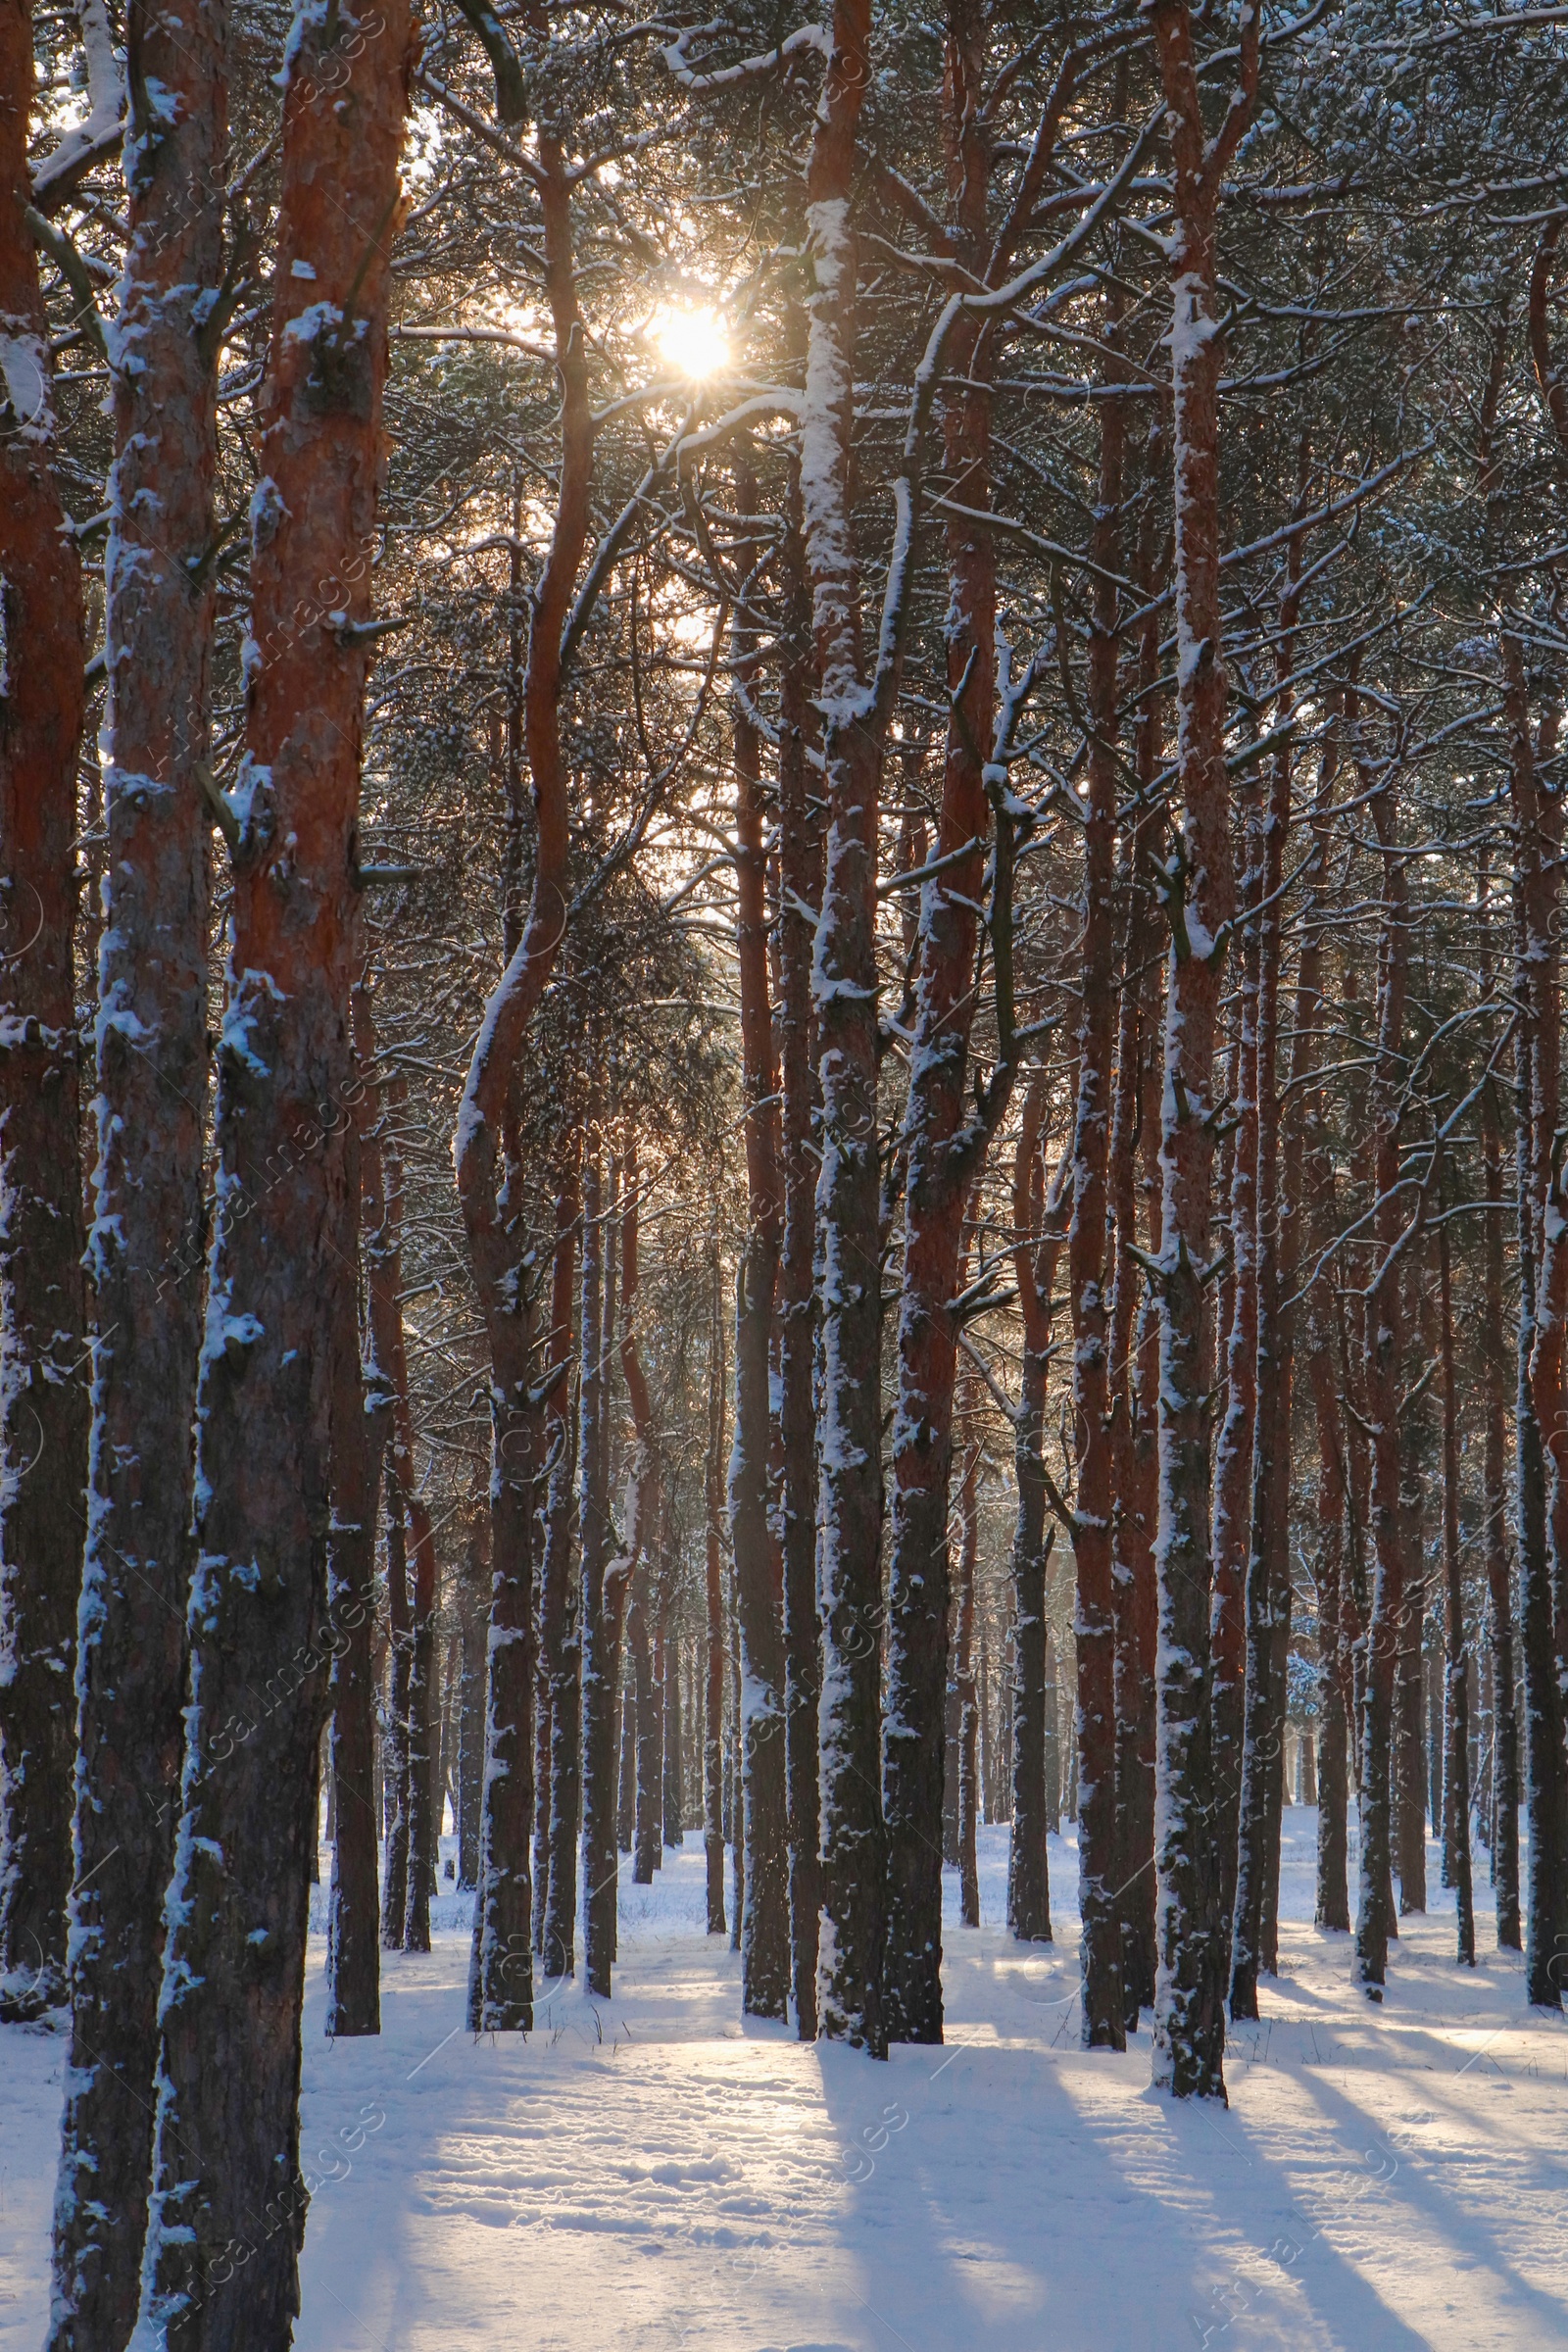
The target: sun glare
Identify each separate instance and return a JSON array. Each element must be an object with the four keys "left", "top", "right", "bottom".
[{"left": 650, "top": 304, "right": 732, "bottom": 382}]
